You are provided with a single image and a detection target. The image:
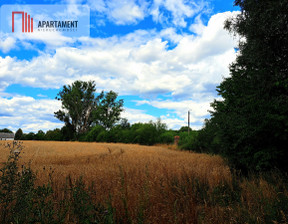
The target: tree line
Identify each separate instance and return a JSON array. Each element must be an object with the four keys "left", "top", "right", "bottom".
[
  {"left": 190, "top": 0, "right": 288, "bottom": 173},
  {"left": 4, "top": 78, "right": 197, "bottom": 148},
  {"left": 13, "top": 122, "right": 197, "bottom": 147},
  {"left": 9, "top": 79, "right": 196, "bottom": 147}
]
